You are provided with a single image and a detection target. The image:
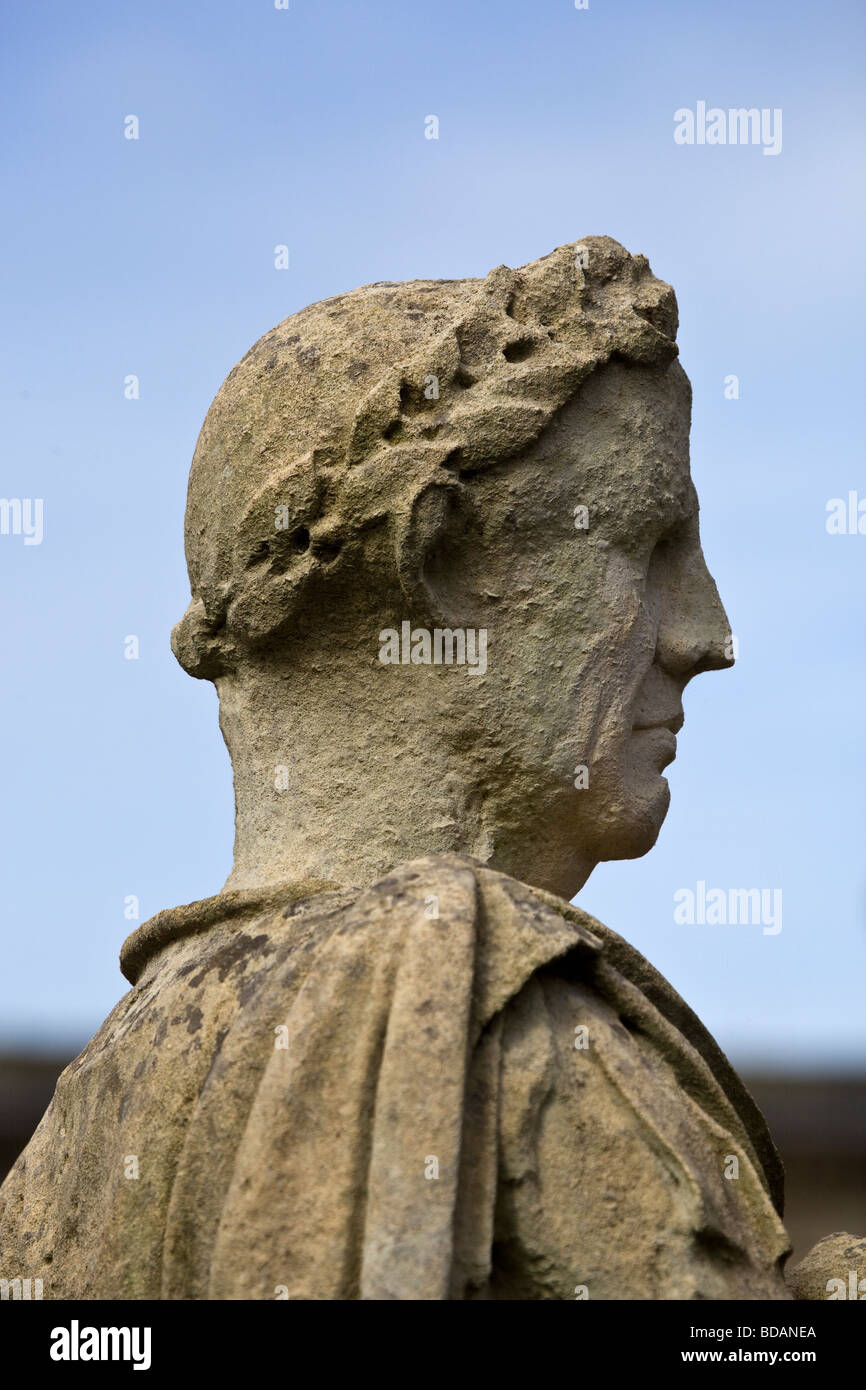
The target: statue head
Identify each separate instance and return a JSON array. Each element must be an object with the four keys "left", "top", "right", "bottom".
[{"left": 172, "top": 237, "right": 732, "bottom": 898}]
